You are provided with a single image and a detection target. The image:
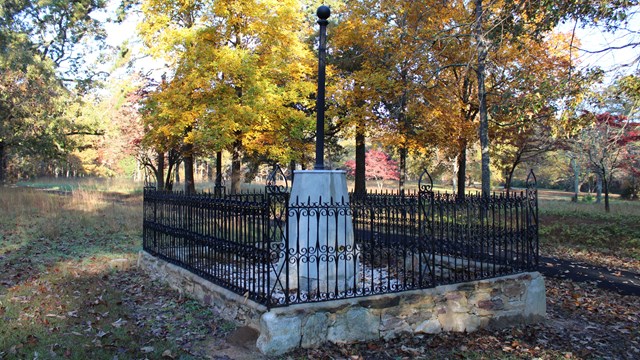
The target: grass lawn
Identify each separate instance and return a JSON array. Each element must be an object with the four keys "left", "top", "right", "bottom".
[
  {"left": 539, "top": 196, "right": 640, "bottom": 271},
  {"left": 1, "top": 180, "right": 639, "bottom": 359},
  {"left": 0, "top": 187, "right": 235, "bottom": 359}
]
